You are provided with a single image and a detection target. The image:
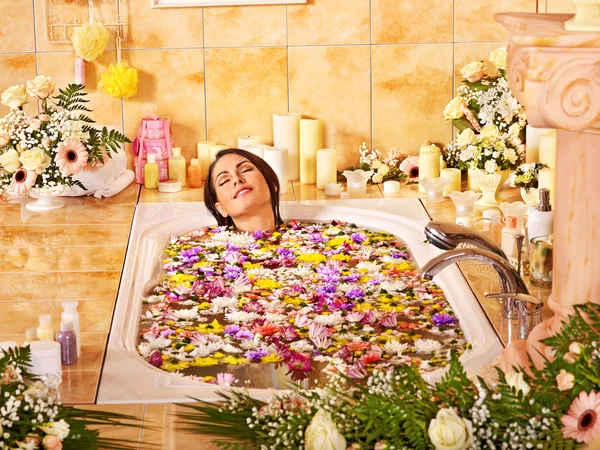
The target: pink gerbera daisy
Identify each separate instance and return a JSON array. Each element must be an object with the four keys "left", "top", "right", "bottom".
[
  {"left": 11, "top": 168, "right": 37, "bottom": 195},
  {"left": 399, "top": 155, "right": 420, "bottom": 182},
  {"left": 561, "top": 391, "right": 600, "bottom": 443},
  {"left": 55, "top": 138, "right": 88, "bottom": 176}
]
